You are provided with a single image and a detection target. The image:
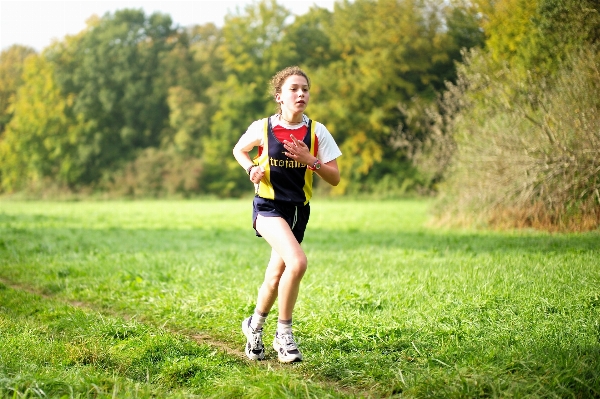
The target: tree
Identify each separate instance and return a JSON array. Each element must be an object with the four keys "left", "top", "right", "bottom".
[
  {"left": 309, "top": 0, "right": 483, "bottom": 194},
  {"left": 0, "top": 54, "right": 90, "bottom": 192},
  {"left": 48, "top": 9, "right": 178, "bottom": 184},
  {"left": 0, "top": 0, "right": 488, "bottom": 198},
  {"left": 280, "top": 5, "right": 338, "bottom": 69},
  {"left": 158, "top": 23, "right": 224, "bottom": 157},
  {"left": 0, "top": 45, "right": 36, "bottom": 133},
  {"left": 475, "top": 0, "right": 539, "bottom": 67},
  {"left": 203, "top": 0, "right": 294, "bottom": 196}
]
